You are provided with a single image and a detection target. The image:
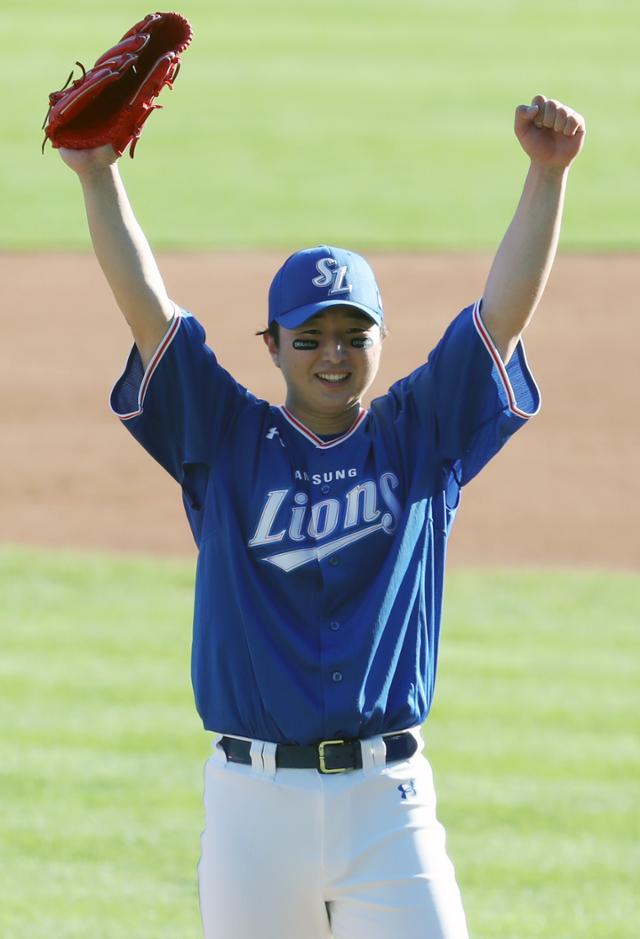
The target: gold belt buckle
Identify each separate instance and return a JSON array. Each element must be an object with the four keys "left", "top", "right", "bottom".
[{"left": 318, "top": 738, "right": 347, "bottom": 774}]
